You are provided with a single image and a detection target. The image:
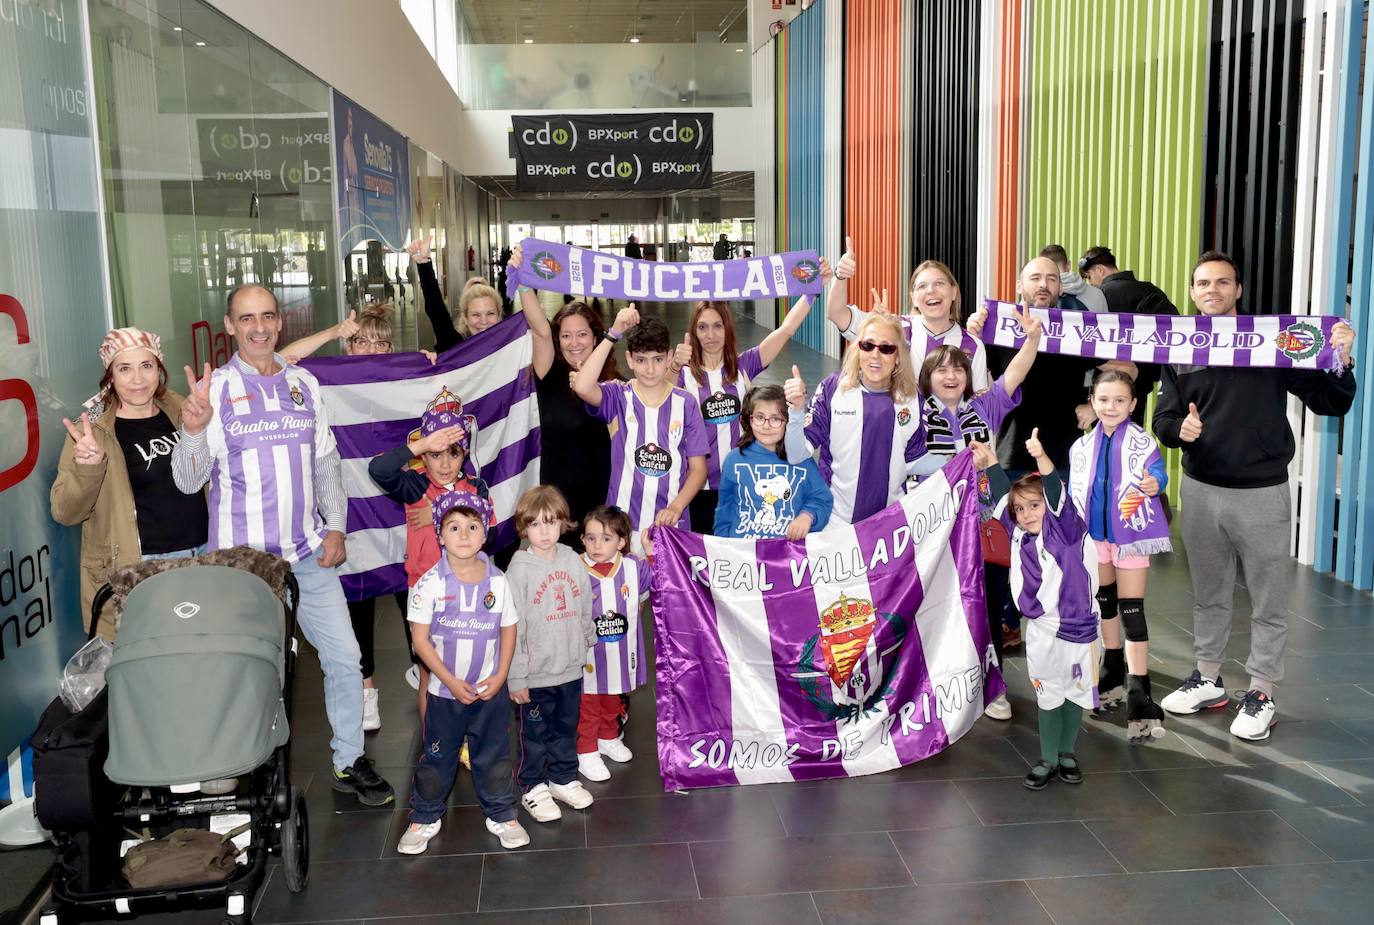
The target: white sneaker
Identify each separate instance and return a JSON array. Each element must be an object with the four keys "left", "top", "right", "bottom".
[
  {"left": 397, "top": 819, "right": 442, "bottom": 855},
  {"left": 521, "top": 783, "right": 562, "bottom": 822},
  {"left": 983, "top": 692, "right": 1012, "bottom": 721},
  {"left": 1230, "top": 689, "right": 1278, "bottom": 741},
  {"left": 485, "top": 817, "right": 530, "bottom": 849},
  {"left": 578, "top": 751, "right": 610, "bottom": 781},
  {"left": 598, "top": 737, "right": 633, "bottom": 763},
  {"left": 1161, "top": 670, "right": 1229, "bottom": 715},
  {"left": 405, "top": 665, "right": 421, "bottom": 690},
  {"left": 199, "top": 777, "right": 238, "bottom": 795},
  {"left": 548, "top": 779, "right": 594, "bottom": 810},
  {"left": 362, "top": 687, "right": 381, "bottom": 732}
]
